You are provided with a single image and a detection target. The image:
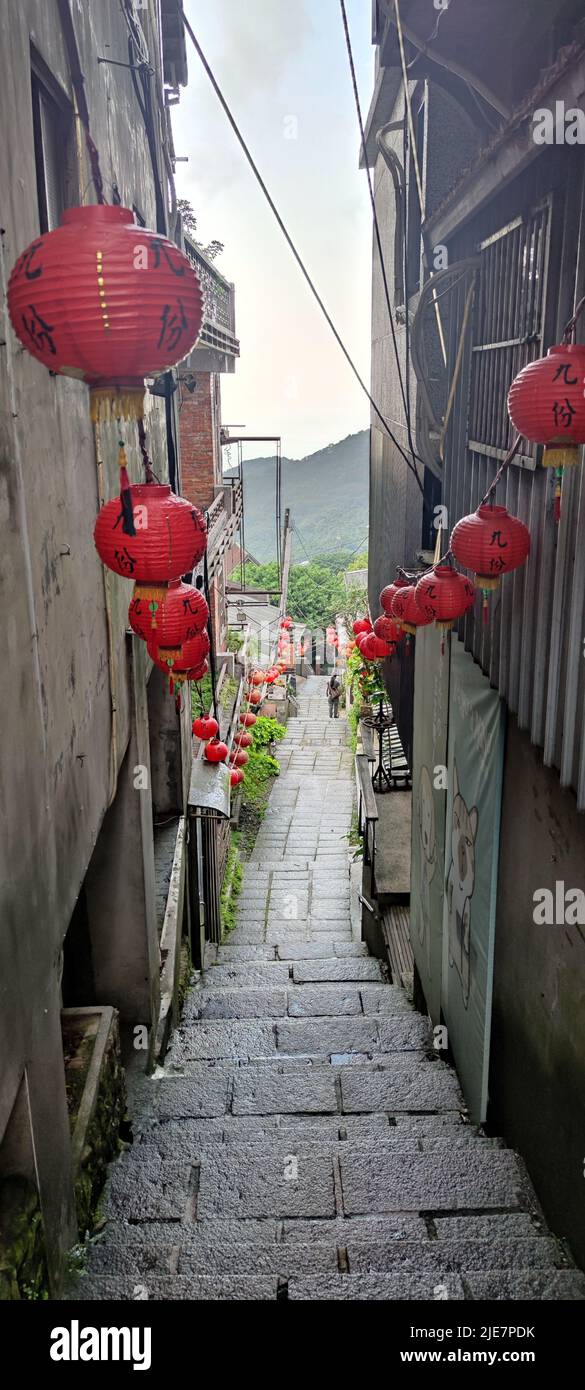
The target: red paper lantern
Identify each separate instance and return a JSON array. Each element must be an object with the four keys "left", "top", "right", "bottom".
[
  {"left": 450, "top": 504, "right": 530, "bottom": 591},
  {"left": 230, "top": 748, "right": 249, "bottom": 768},
  {"left": 392, "top": 584, "right": 433, "bottom": 635},
  {"left": 361, "top": 633, "right": 391, "bottom": 660},
  {"left": 380, "top": 577, "right": 409, "bottom": 615},
  {"left": 236, "top": 731, "right": 253, "bottom": 748},
  {"left": 508, "top": 344, "right": 585, "bottom": 468},
  {"left": 248, "top": 691, "right": 262, "bottom": 706},
  {"left": 129, "top": 577, "right": 208, "bottom": 645},
  {"left": 353, "top": 618, "right": 372, "bottom": 635},
  {"left": 192, "top": 716, "right": 219, "bottom": 740},
  {"left": 204, "top": 739, "right": 228, "bottom": 764},
  {"left": 249, "top": 670, "right": 266, "bottom": 687},
  {"left": 415, "top": 566, "right": 476, "bottom": 631},
  {"left": 95, "top": 483, "right": 206, "bottom": 582},
  {"left": 280, "top": 616, "right": 293, "bottom": 629},
  {"left": 230, "top": 769, "right": 244, "bottom": 787},
  {"left": 7, "top": 204, "right": 204, "bottom": 421},
  {"left": 373, "top": 614, "right": 401, "bottom": 644},
  {"left": 240, "top": 712, "right": 257, "bottom": 728}
]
